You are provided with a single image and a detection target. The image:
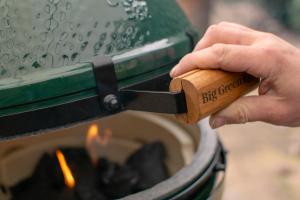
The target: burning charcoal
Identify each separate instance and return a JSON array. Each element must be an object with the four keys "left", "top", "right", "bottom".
[
  {"left": 126, "top": 141, "right": 169, "bottom": 191},
  {"left": 97, "top": 158, "right": 139, "bottom": 198},
  {"left": 60, "top": 148, "right": 91, "bottom": 168},
  {"left": 75, "top": 183, "right": 107, "bottom": 200},
  {"left": 32, "top": 153, "right": 65, "bottom": 190},
  {"left": 60, "top": 148, "right": 97, "bottom": 186},
  {"left": 11, "top": 153, "right": 65, "bottom": 195},
  {"left": 11, "top": 153, "right": 71, "bottom": 200},
  {"left": 12, "top": 182, "right": 68, "bottom": 200},
  {"left": 97, "top": 158, "right": 120, "bottom": 185}
]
